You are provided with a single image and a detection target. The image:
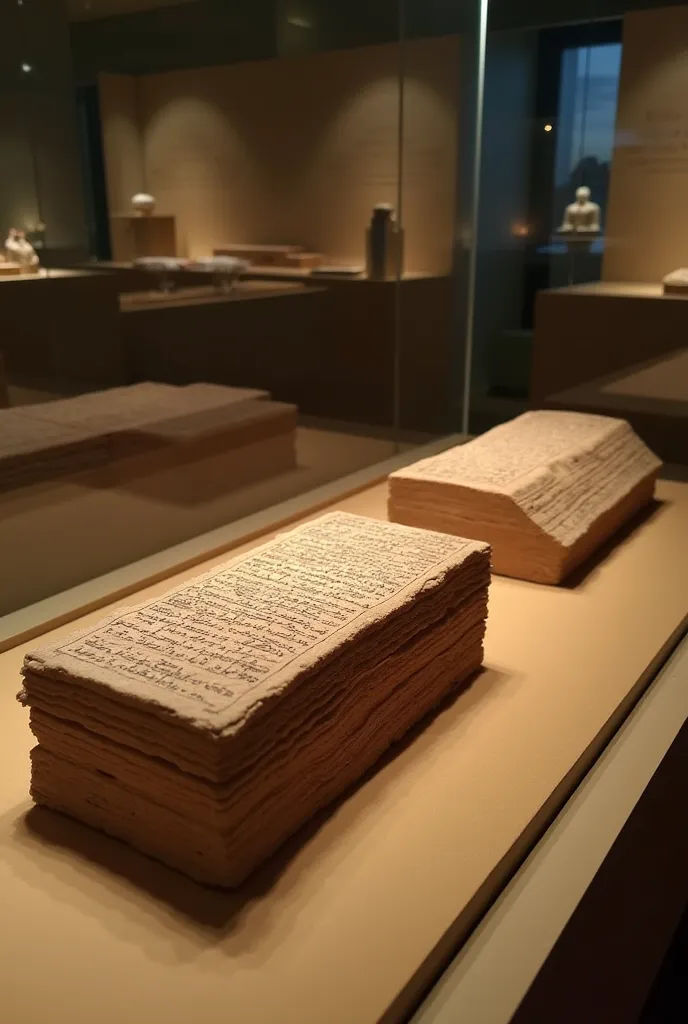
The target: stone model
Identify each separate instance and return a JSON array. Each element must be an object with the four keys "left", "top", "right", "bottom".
[
  {"left": 557, "top": 186, "right": 601, "bottom": 234},
  {"left": 133, "top": 256, "right": 186, "bottom": 291},
  {"left": 185, "top": 255, "right": 249, "bottom": 291},
  {"left": 388, "top": 411, "right": 661, "bottom": 585},
  {"left": 18, "top": 512, "right": 490, "bottom": 886},
  {"left": 4, "top": 228, "right": 39, "bottom": 269}
]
